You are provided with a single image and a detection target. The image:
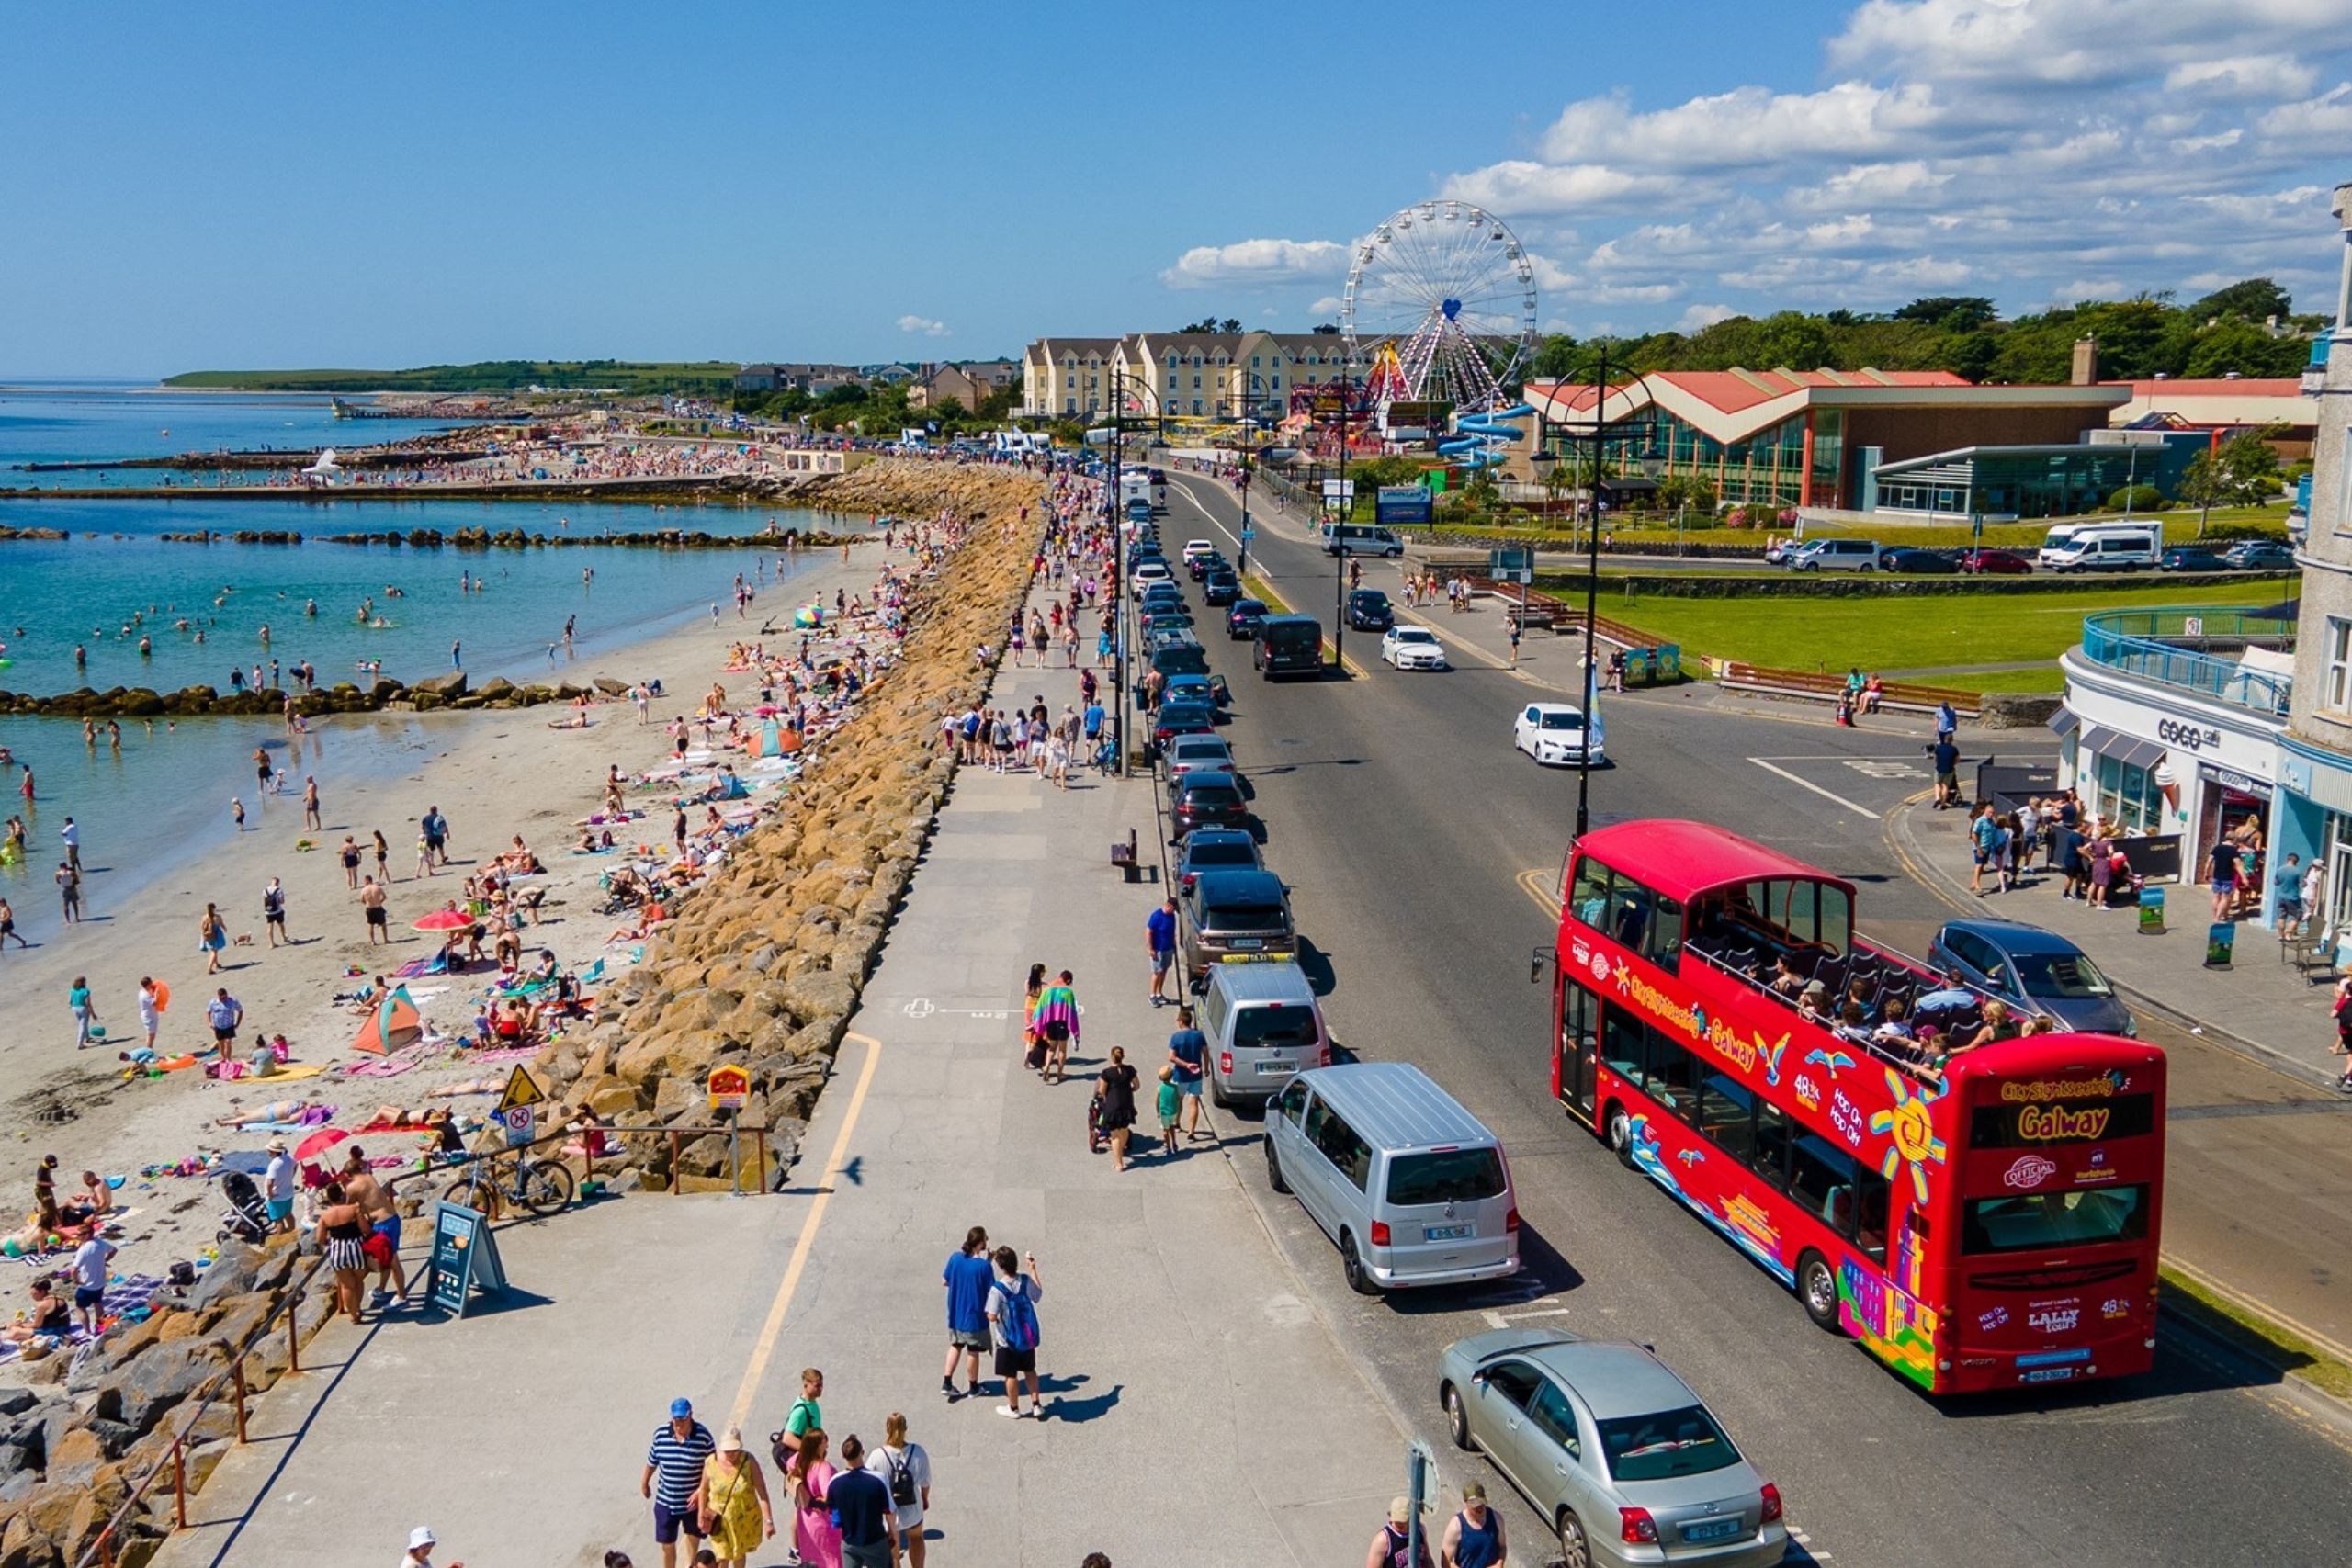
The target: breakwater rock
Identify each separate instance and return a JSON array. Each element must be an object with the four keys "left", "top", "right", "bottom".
[
  {"left": 0, "top": 673, "right": 611, "bottom": 719},
  {"left": 530, "top": 460, "right": 1048, "bottom": 1188}
]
